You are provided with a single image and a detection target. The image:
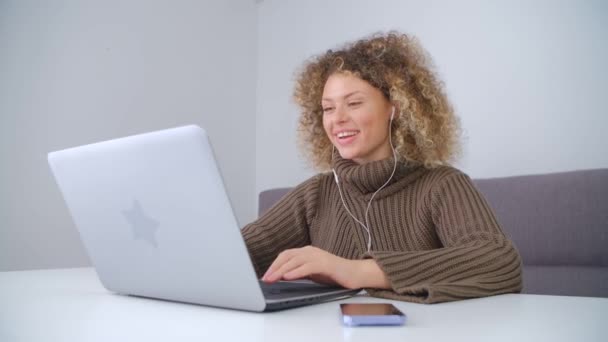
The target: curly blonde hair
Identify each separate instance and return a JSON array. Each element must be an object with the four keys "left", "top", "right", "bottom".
[{"left": 293, "top": 31, "right": 460, "bottom": 170}]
